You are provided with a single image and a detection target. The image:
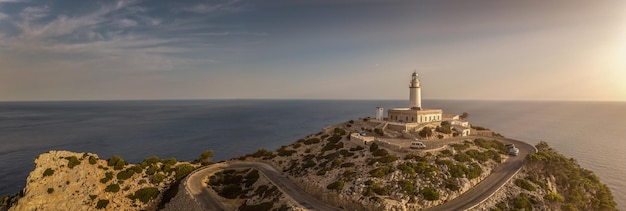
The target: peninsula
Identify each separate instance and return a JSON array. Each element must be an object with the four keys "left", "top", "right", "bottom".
[{"left": 1, "top": 73, "right": 617, "bottom": 211}]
